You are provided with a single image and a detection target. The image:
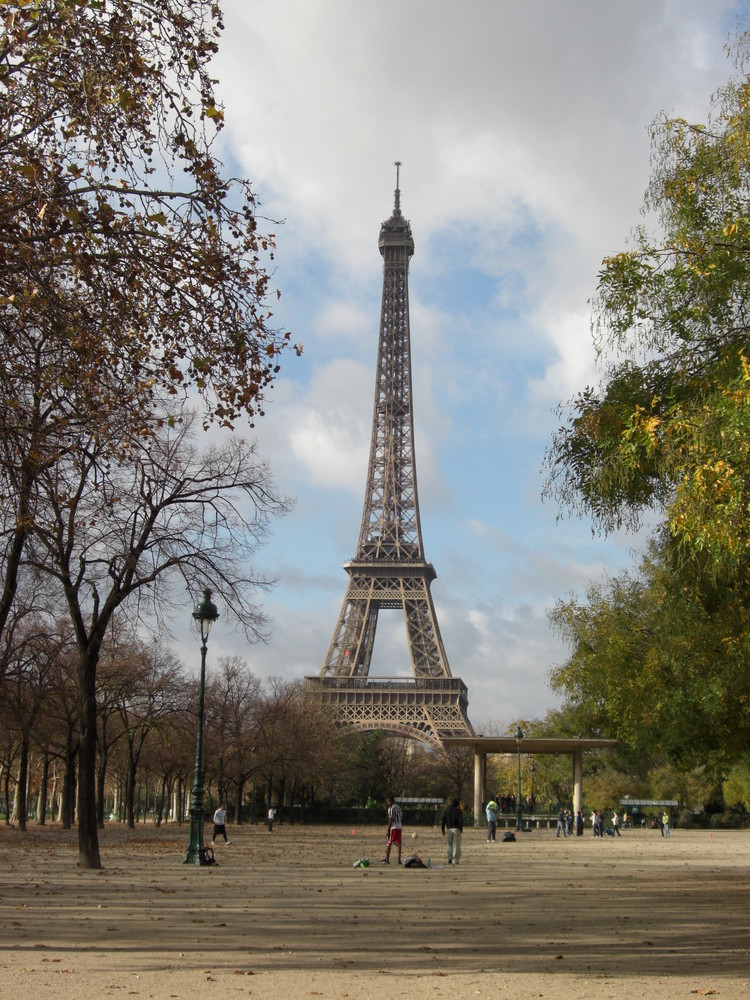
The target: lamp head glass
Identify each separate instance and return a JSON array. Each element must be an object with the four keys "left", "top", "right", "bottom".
[{"left": 193, "top": 588, "right": 219, "bottom": 643}]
